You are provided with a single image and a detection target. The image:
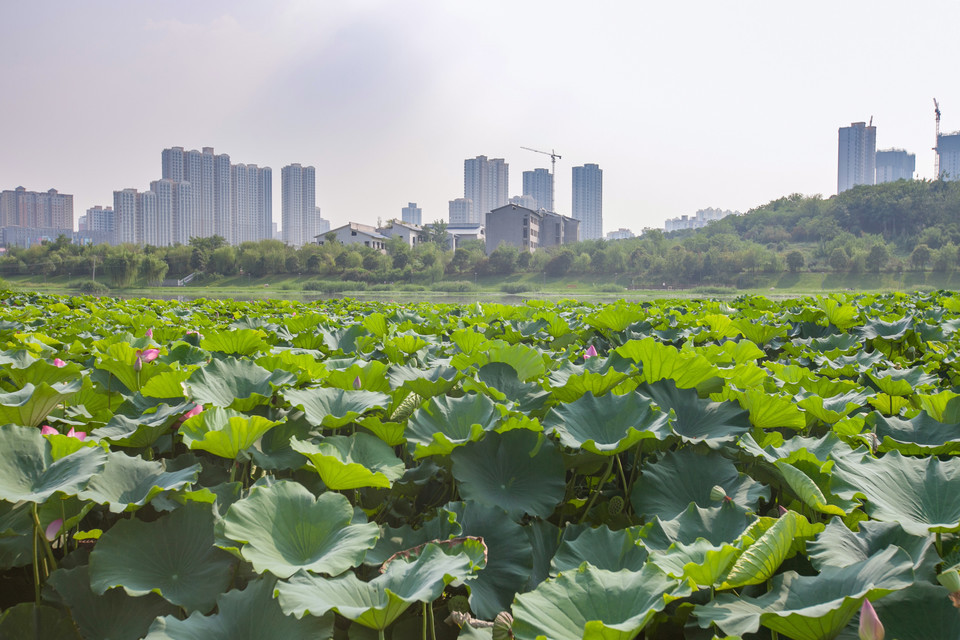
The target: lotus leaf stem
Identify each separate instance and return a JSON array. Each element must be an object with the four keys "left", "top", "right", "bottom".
[
  {"left": 427, "top": 601, "right": 436, "bottom": 640},
  {"left": 615, "top": 454, "right": 629, "bottom": 493},
  {"left": 580, "top": 457, "right": 615, "bottom": 524},
  {"left": 31, "top": 504, "right": 57, "bottom": 574}
]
